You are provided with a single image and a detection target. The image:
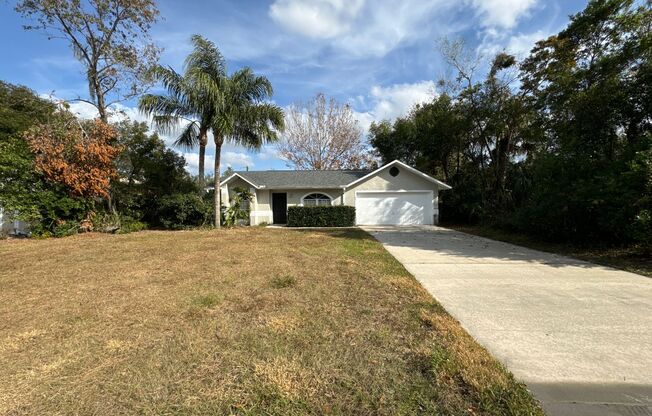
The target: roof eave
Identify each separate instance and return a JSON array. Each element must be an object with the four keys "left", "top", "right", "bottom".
[
  {"left": 220, "top": 173, "right": 261, "bottom": 189},
  {"left": 343, "top": 160, "right": 452, "bottom": 190}
]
